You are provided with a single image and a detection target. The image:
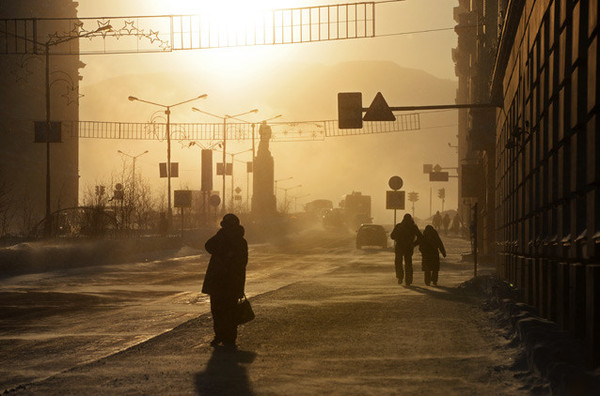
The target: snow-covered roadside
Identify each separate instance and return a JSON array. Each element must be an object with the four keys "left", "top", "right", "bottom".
[
  {"left": 460, "top": 276, "right": 600, "bottom": 395},
  {"left": 0, "top": 237, "right": 189, "bottom": 279}
]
